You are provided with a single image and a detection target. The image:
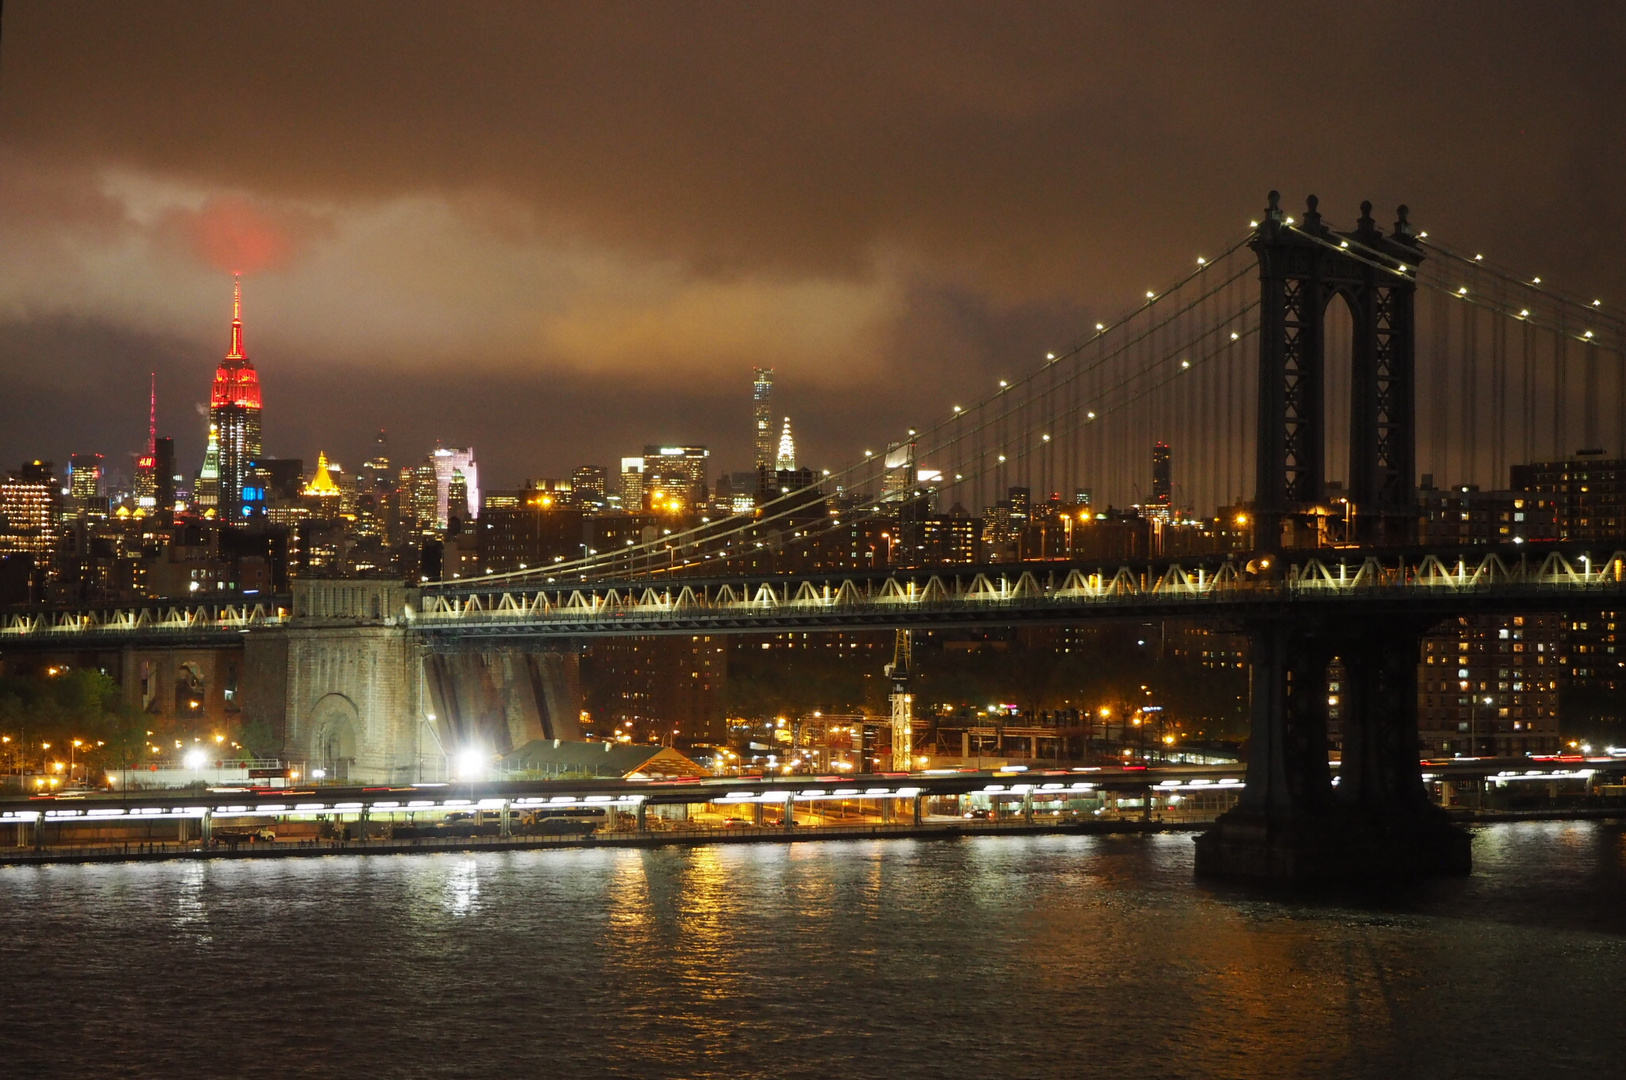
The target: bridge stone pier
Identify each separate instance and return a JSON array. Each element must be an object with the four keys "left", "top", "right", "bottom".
[
  {"left": 422, "top": 647, "right": 583, "bottom": 756},
  {"left": 242, "top": 580, "right": 583, "bottom": 783},
  {"left": 1193, "top": 611, "right": 1469, "bottom": 881}
]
